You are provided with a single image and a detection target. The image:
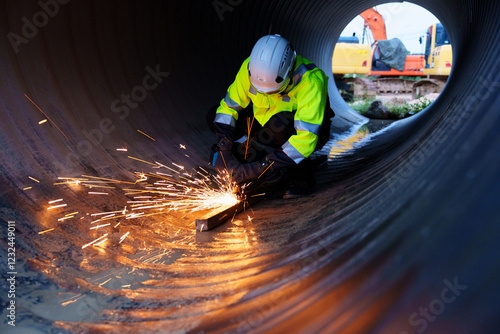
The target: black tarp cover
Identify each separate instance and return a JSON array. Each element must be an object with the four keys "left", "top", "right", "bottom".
[{"left": 377, "top": 38, "right": 408, "bottom": 71}]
